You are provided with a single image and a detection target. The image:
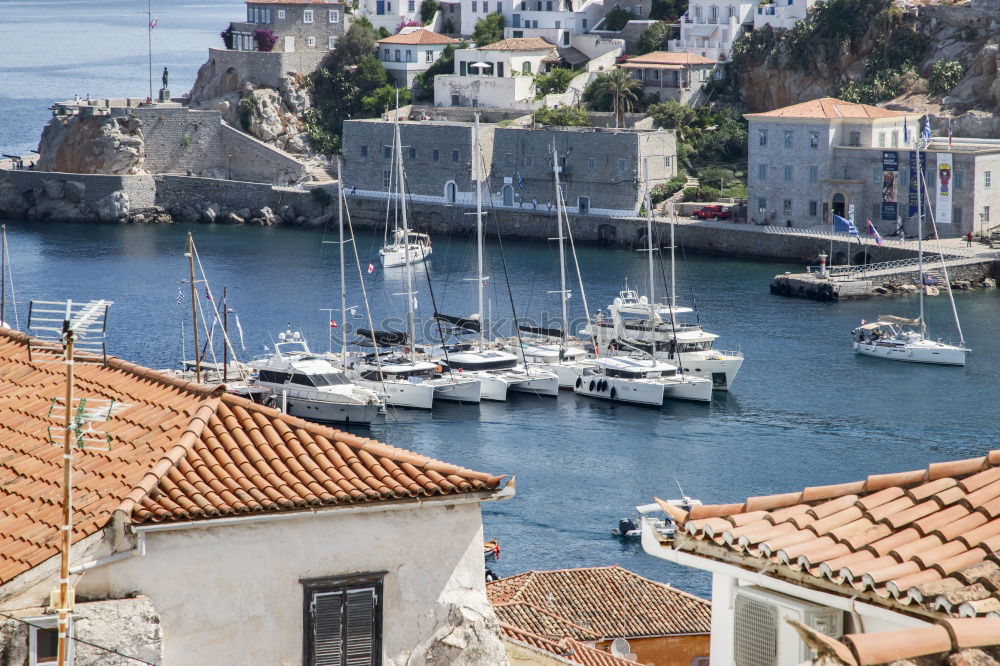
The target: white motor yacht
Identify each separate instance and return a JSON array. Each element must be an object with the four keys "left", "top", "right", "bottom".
[
  {"left": 574, "top": 357, "right": 667, "bottom": 406},
  {"left": 348, "top": 349, "right": 481, "bottom": 407},
  {"left": 250, "top": 331, "right": 385, "bottom": 425},
  {"left": 853, "top": 318, "right": 968, "bottom": 366},
  {"left": 380, "top": 229, "right": 432, "bottom": 268}
]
